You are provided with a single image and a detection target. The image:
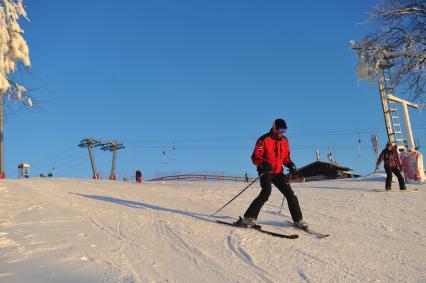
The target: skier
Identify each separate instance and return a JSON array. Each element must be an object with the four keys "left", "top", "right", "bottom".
[
  {"left": 237, "top": 118, "right": 308, "bottom": 229},
  {"left": 376, "top": 142, "right": 406, "bottom": 190},
  {"left": 135, "top": 170, "right": 142, "bottom": 183}
]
